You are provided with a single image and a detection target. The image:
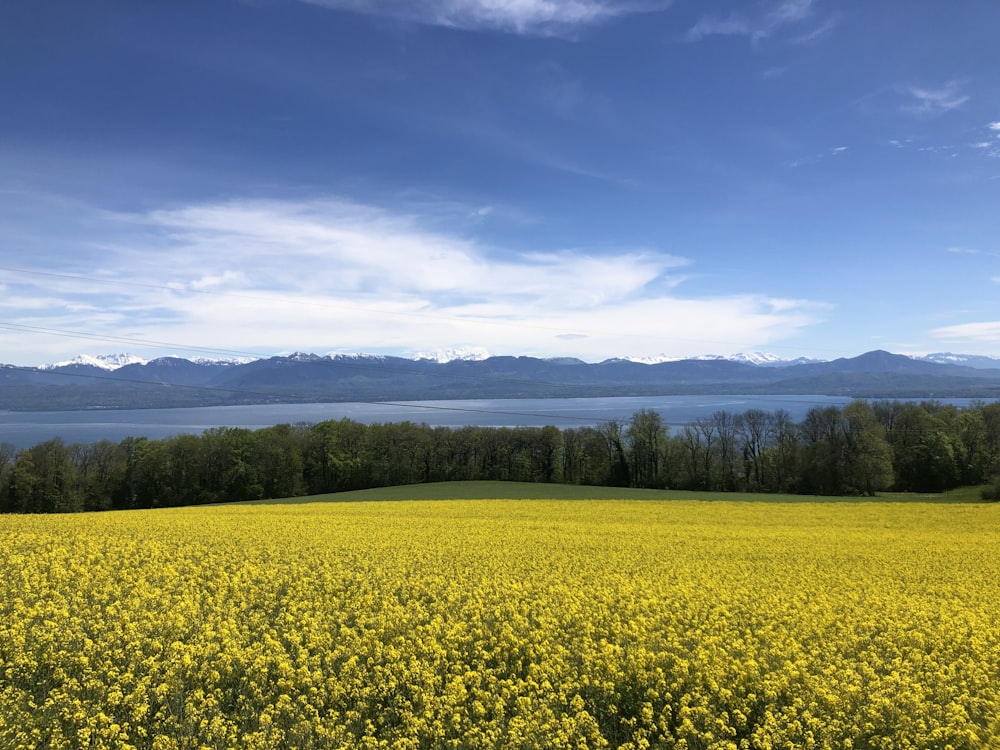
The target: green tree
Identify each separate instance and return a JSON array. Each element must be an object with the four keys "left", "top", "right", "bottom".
[
  {"left": 951, "top": 408, "right": 990, "bottom": 486},
  {"left": 980, "top": 402, "right": 1000, "bottom": 481},
  {"left": 841, "top": 400, "right": 894, "bottom": 496},
  {"left": 562, "top": 426, "right": 613, "bottom": 486},
  {"left": 122, "top": 437, "right": 171, "bottom": 508},
  {"left": 7, "top": 439, "right": 83, "bottom": 512},
  {"left": 711, "top": 410, "right": 740, "bottom": 491},
  {"left": 764, "top": 409, "right": 800, "bottom": 493},
  {"left": 798, "top": 406, "right": 845, "bottom": 495},
  {"left": 0, "top": 442, "right": 15, "bottom": 512},
  {"left": 887, "top": 403, "right": 959, "bottom": 492},
  {"left": 73, "top": 440, "right": 128, "bottom": 511},
  {"left": 252, "top": 424, "right": 304, "bottom": 499},
  {"left": 598, "top": 420, "right": 630, "bottom": 487},
  {"left": 626, "top": 410, "right": 666, "bottom": 489},
  {"left": 7, "top": 451, "right": 39, "bottom": 513},
  {"left": 737, "top": 409, "right": 773, "bottom": 492},
  {"left": 678, "top": 421, "right": 715, "bottom": 491}
]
